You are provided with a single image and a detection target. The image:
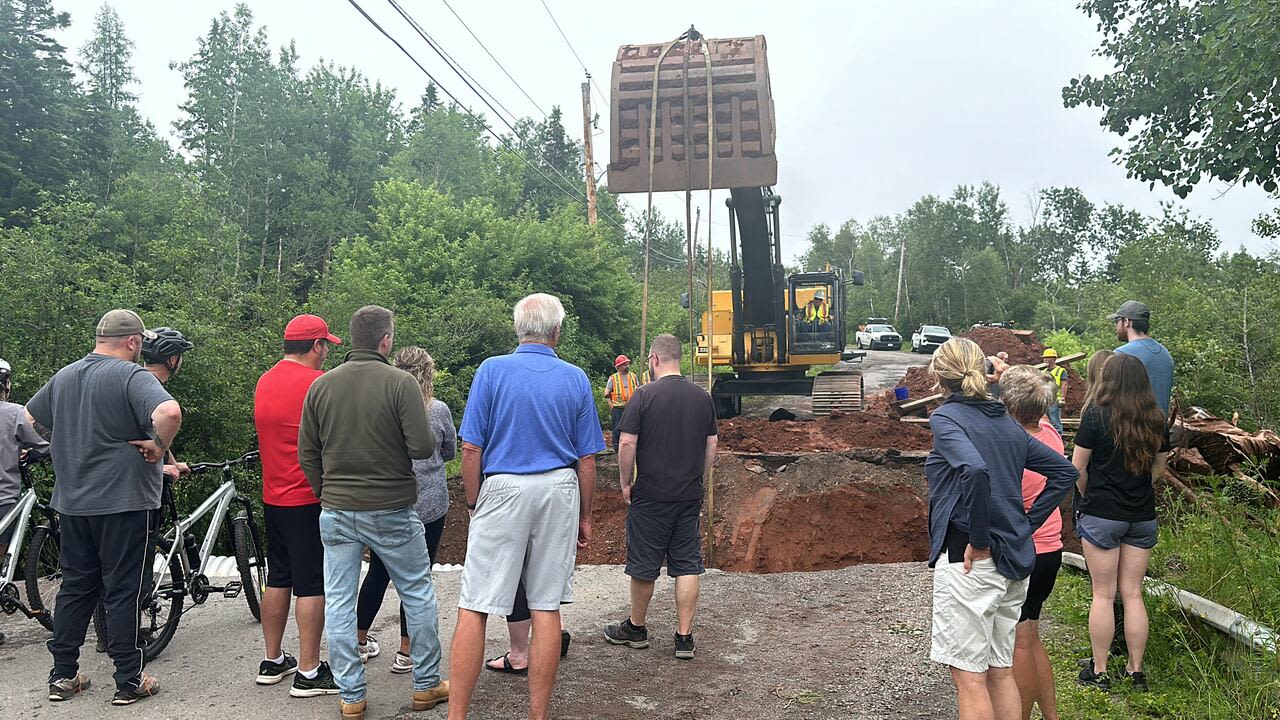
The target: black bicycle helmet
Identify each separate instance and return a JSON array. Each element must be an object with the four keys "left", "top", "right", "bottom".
[{"left": 142, "top": 328, "right": 195, "bottom": 365}]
